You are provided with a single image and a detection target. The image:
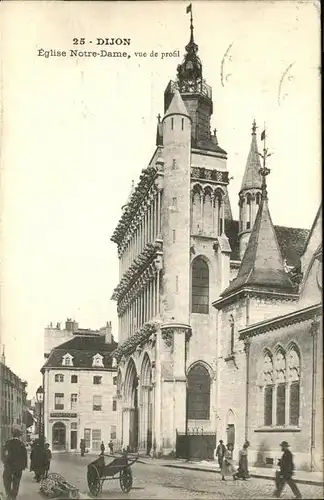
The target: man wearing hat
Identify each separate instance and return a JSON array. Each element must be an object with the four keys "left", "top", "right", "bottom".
[
  {"left": 274, "top": 441, "right": 302, "bottom": 499},
  {"left": 1, "top": 426, "right": 27, "bottom": 500}
]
